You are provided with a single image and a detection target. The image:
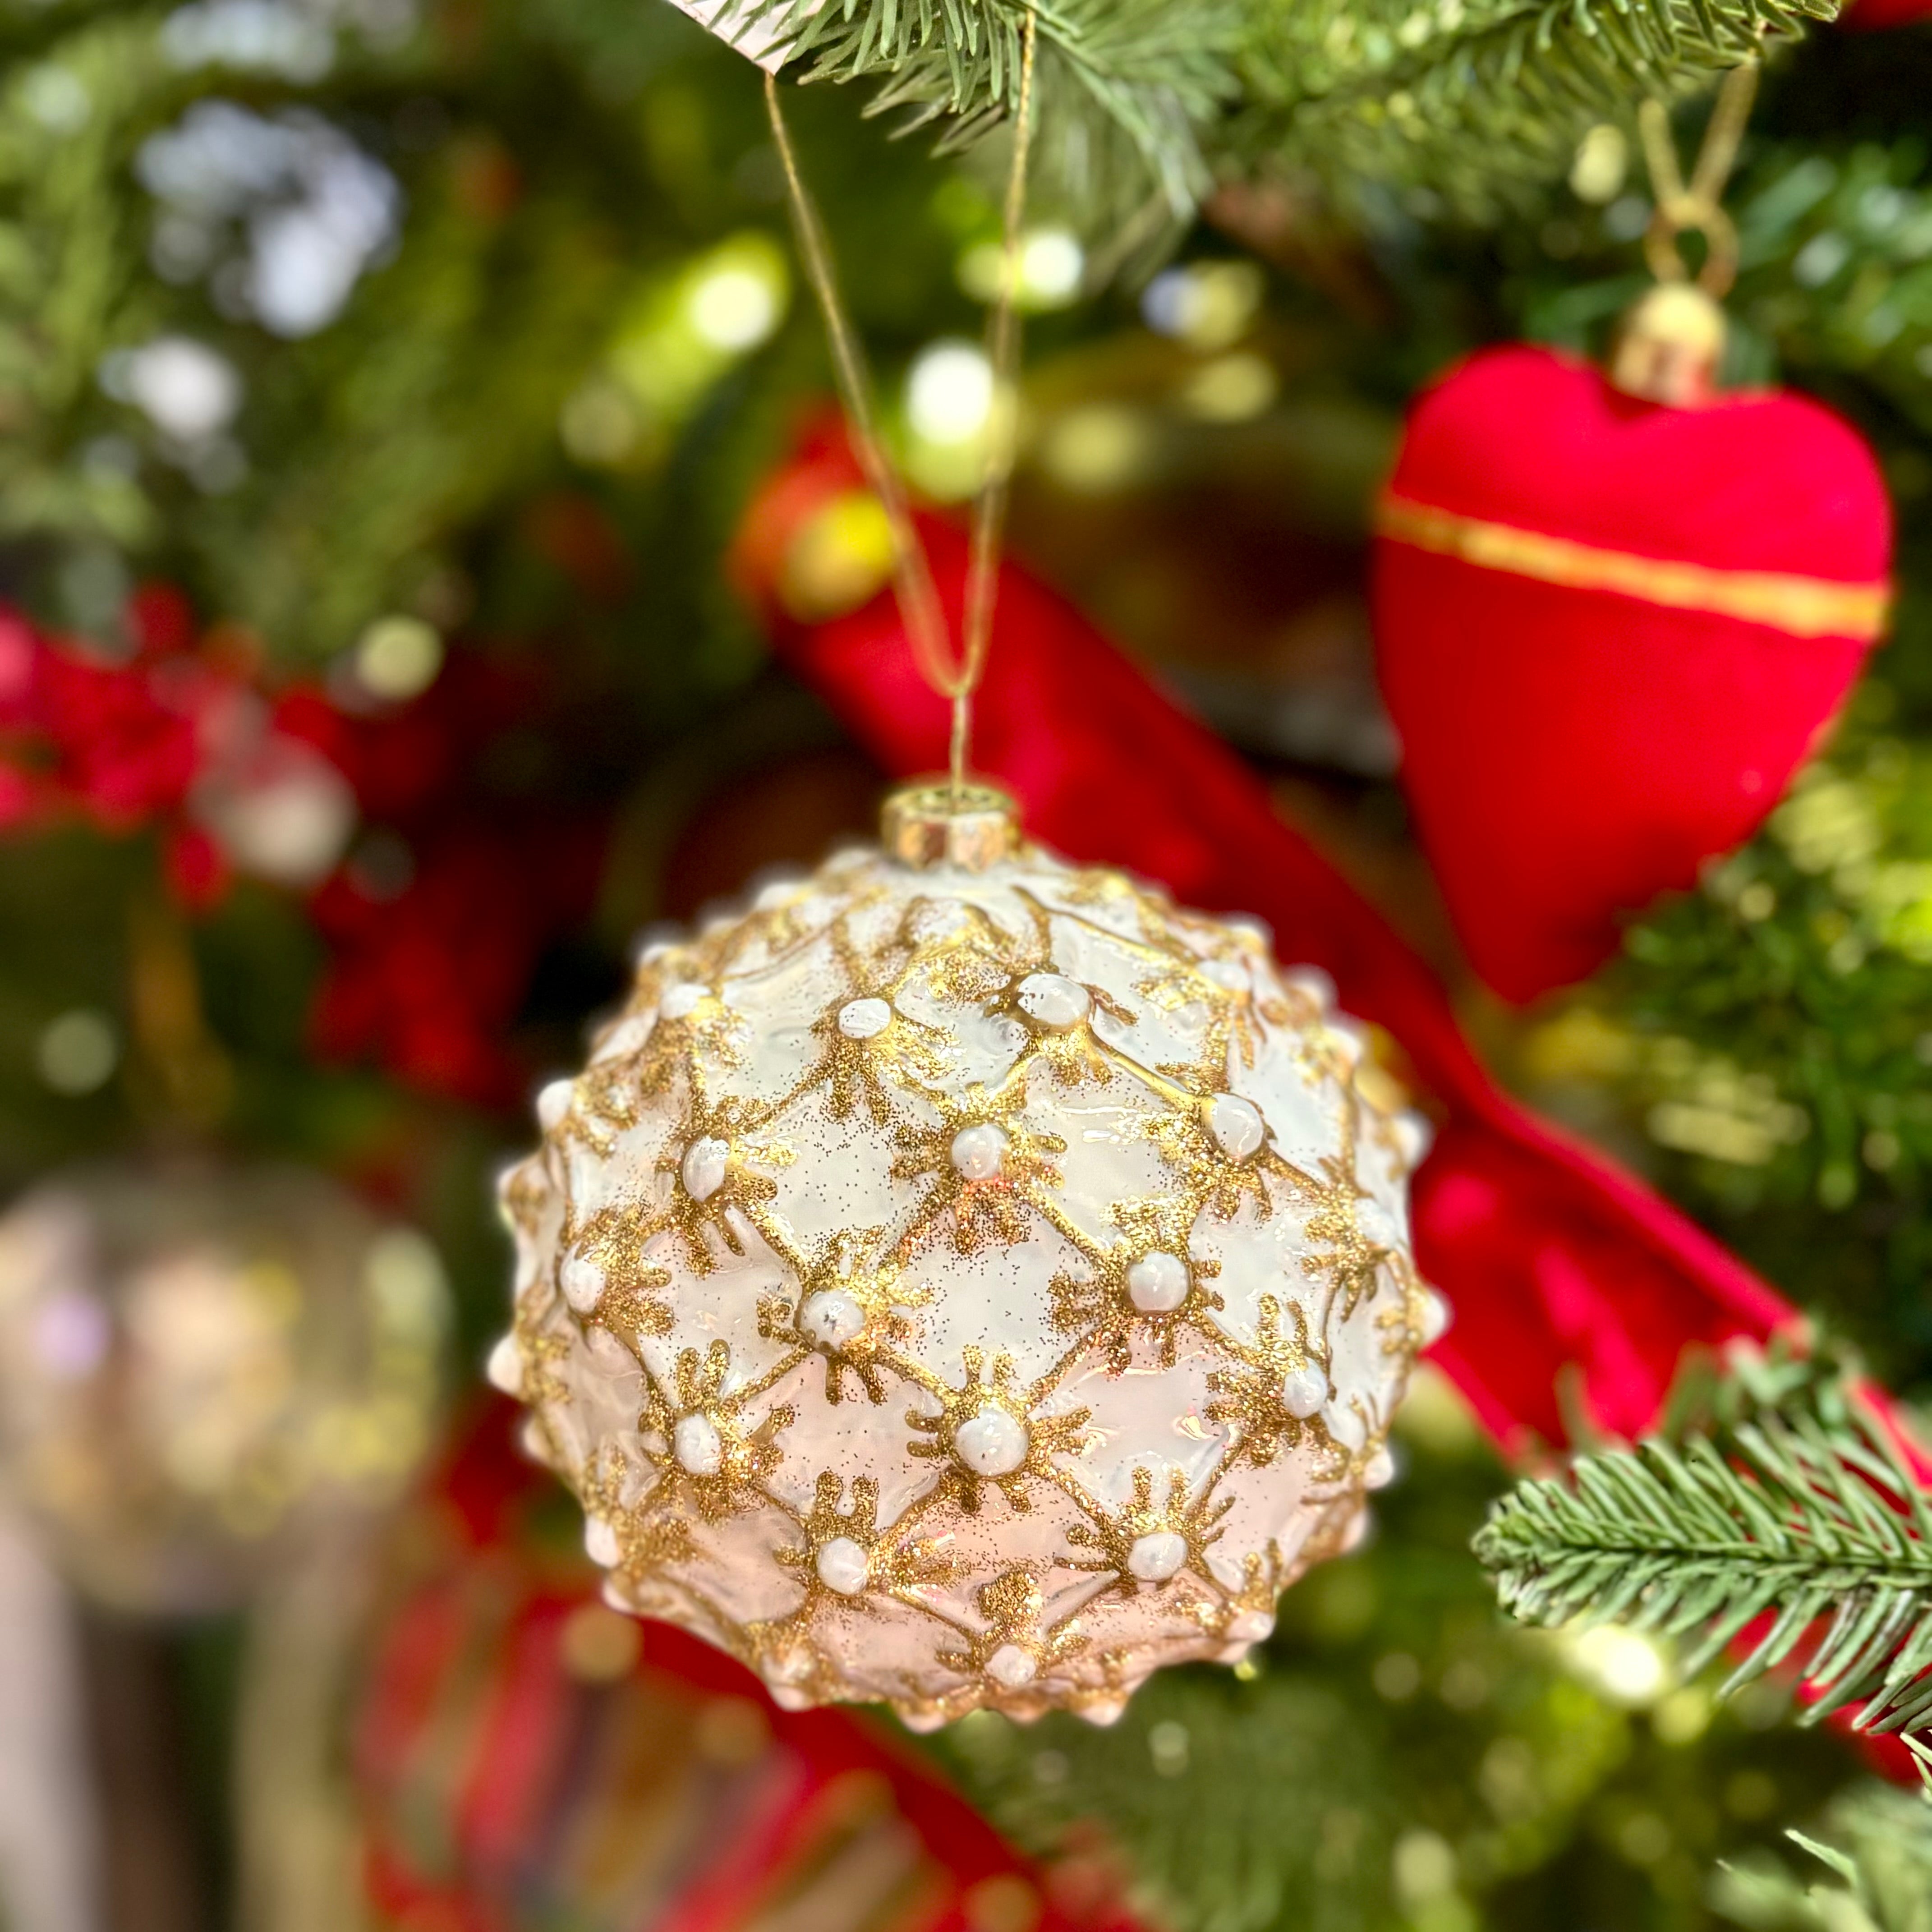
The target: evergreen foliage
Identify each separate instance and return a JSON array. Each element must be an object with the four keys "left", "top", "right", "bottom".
[
  {"left": 1711, "top": 1780, "right": 1932, "bottom": 1931},
  {"left": 1476, "top": 1366, "right": 1932, "bottom": 1744},
  {"left": 751, "top": 0, "right": 1241, "bottom": 219},
  {"left": 1237, "top": 0, "right": 1828, "bottom": 220},
  {"left": 740, "top": 0, "right": 1840, "bottom": 224}
]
